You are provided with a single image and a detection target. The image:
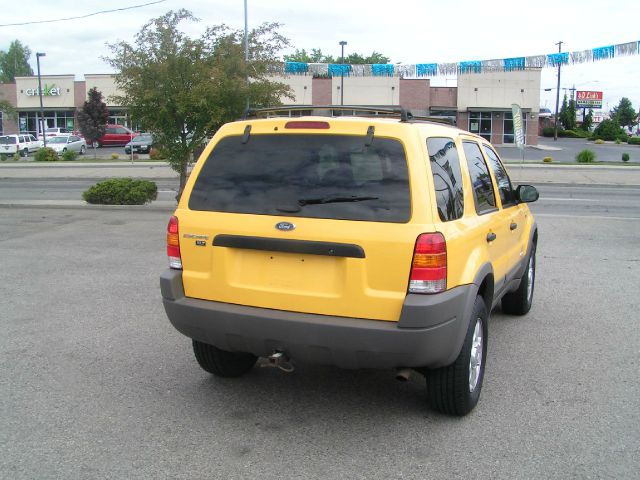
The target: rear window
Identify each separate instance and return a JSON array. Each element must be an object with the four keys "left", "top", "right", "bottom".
[
  {"left": 189, "top": 134, "right": 411, "bottom": 222},
  {"left": 0, "top": 136, "right": 17, "bottom": 145}
]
